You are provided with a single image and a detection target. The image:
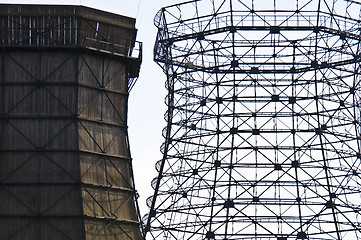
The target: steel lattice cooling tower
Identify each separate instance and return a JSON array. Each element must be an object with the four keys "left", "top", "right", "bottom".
[
  {"left": 0, "top": 4, "right": 143, "bottom": 240},
  {"left": 146, "top": 0, "right": 361, "bottom": 239}
]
